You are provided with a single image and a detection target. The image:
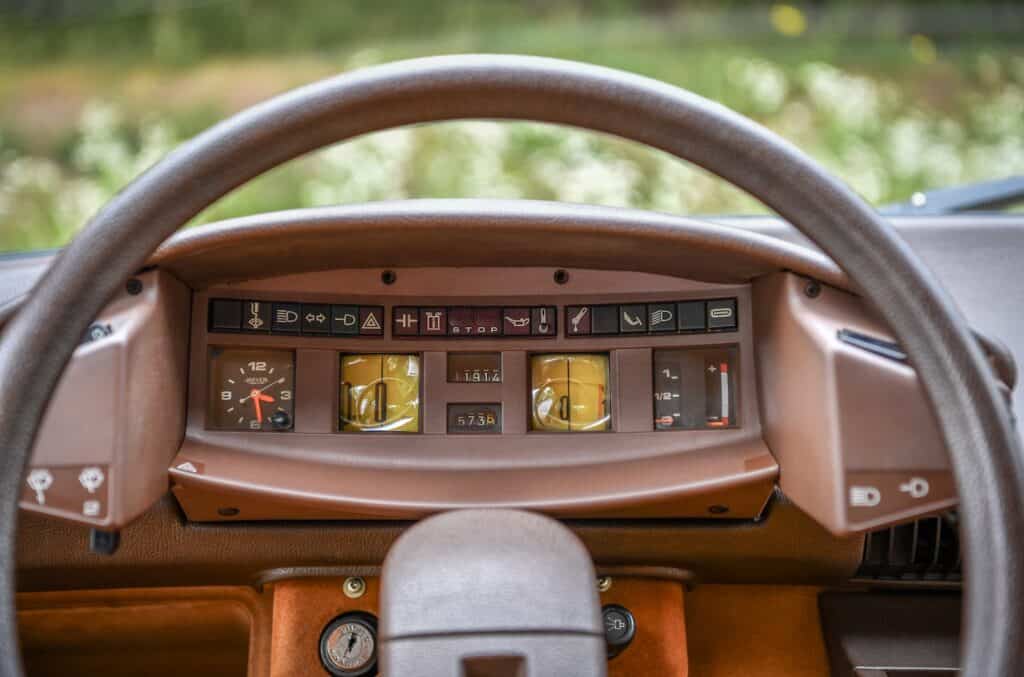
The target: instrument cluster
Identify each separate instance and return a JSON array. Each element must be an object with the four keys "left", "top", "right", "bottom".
[
  {"left": 206, "top": 347, "right": 737, "bottom": 435},
  {"left": 205, "top": 296, "right": 740, "bottom": 435}
]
